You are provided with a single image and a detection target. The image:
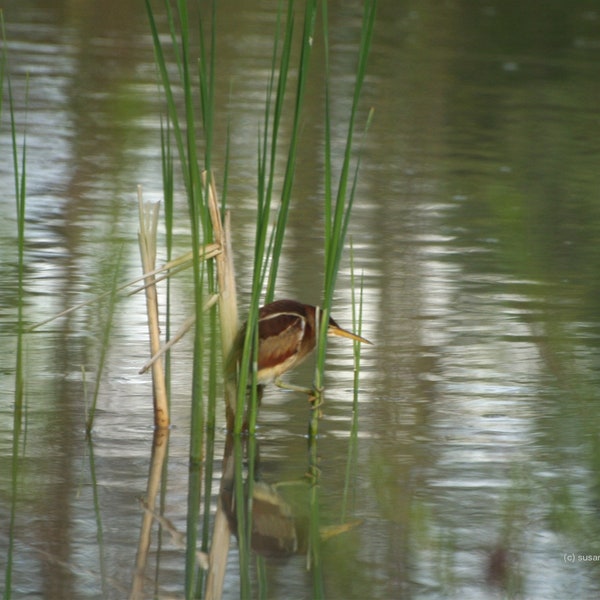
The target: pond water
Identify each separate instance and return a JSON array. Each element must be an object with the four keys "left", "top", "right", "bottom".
[{"left": 2, "top": 1, "right": 600, "bottom": 599}]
